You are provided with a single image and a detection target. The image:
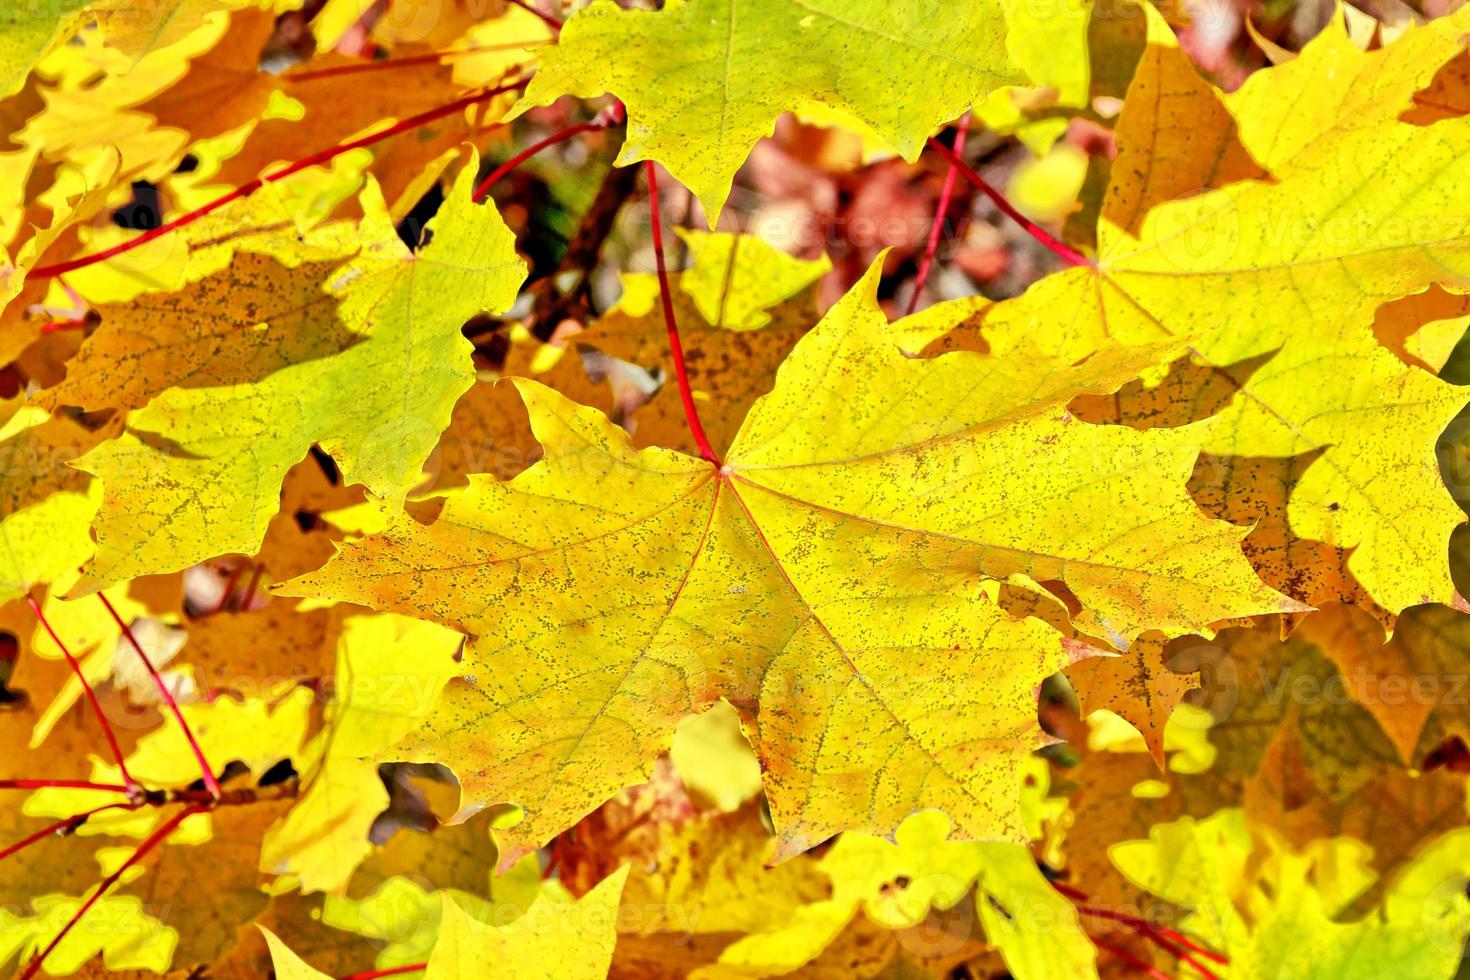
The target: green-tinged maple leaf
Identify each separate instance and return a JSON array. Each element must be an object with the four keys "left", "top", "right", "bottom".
[
  {"left": 1112, "top": 810, "right": 1470, "bottom": 979},
  {"left": 973, "top": 0, "right": 1092, "bottom": 152},
  {"left": 73, "top": 160, "right": 527, "bottom": 591},
  {"left": 311, "top": 820, "right": 538, "bottom": 975},
  {"left": 516, "top": 0, "right": 1028, "bottom": 219},
  {"left": 261, "top": 613, "right": 462, "bottom": 893},
  {"left": 422, "top": 870, "right": 626, "bottom": 980},
  {"left": 668, "top": 701, "right": 764, "bottom": 813},
  {"left": 921, "top": 7, "right": 1470, "bottom": 616},
  {"left": 267, "top": 857, "right": 596, "bottom": 979},
  {"left": 672, "top": 230, "right": 830, "bottom": 333},
  {"left": 284, "top": 259, "right": 1294, "bottom": 859},
  {"left": 713, "top": 812, "right": 1095, "bottom": 980},
  {"left": 0, "top": 0, "right": 92, "bottom": 98}
]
